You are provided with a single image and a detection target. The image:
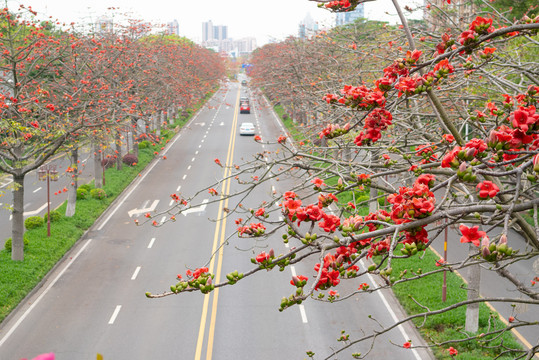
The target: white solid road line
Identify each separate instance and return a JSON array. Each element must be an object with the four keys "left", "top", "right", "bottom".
[
  {"left": 0, "top": 239, "right": 93, "bottom": 348},
  {"left": 108, "top": 305, "right": 122, "bottom": 325},
  {"left": 131, "top": 266, "right": 141, "bottom": 280},
  {"left": 147, "top": 237, "right": 156, "bottom": 249},
  {"left": 290, "top": 266, "right": 308, "bottom": 323},
  {"left": 360, "top": 259, "right": 422, "bottom": 360}
]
